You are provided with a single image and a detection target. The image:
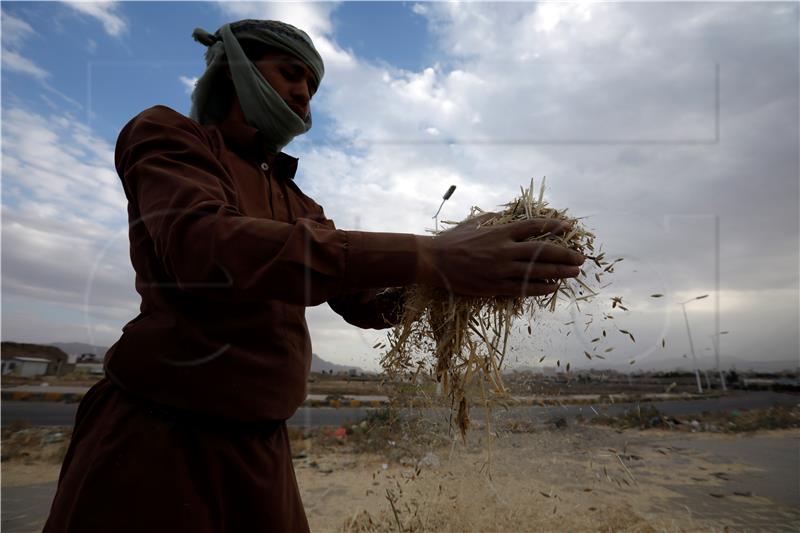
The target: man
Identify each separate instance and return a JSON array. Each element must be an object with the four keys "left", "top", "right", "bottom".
[{"left": 44, "top": 19, "right": 583, "bottom": 532}]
